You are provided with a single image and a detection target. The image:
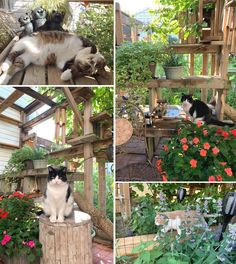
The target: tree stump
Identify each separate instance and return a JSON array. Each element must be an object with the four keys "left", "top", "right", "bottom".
[{"left": 39, "top": 211, "right": 93, "bottom": 264}]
